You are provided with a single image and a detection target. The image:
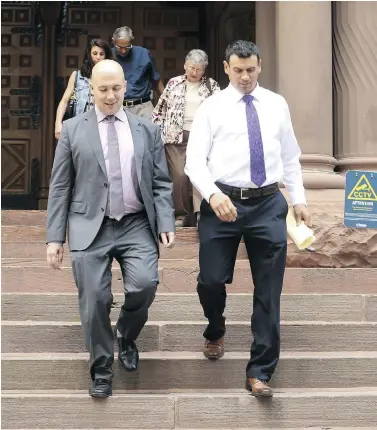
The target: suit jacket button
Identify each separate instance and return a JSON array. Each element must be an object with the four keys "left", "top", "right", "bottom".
[
  {"left": 104, "top": 183, "right": 108, "bottom": 187},
  {"left": 101, "top": 208, "right": 104, "bottom": 212}
]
